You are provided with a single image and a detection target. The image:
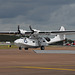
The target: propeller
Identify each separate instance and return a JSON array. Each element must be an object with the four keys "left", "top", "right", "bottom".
[
  {"left": 29, "top": 25, "right": 34, "bottom": 34},
  {"left": 18, "top": 25, "right": 20, "bottom": 34}
]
